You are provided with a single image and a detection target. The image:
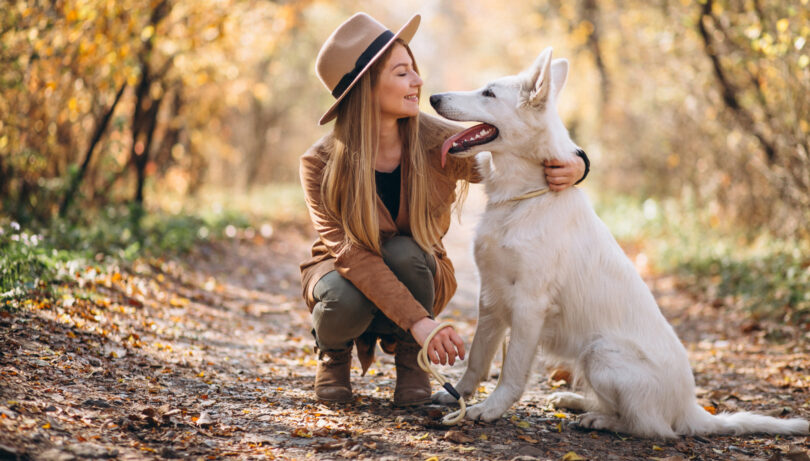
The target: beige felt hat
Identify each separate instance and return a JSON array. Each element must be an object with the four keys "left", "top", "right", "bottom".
[{"left": 316, "top": 12, "right": 421, "bottom": 125}]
